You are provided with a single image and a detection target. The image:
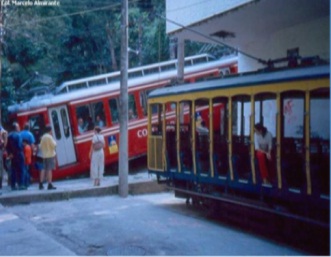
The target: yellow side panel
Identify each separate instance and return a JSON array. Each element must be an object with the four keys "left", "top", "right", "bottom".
[{"left": 147, "top": 136, "right": 164, "bottom": 171}]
